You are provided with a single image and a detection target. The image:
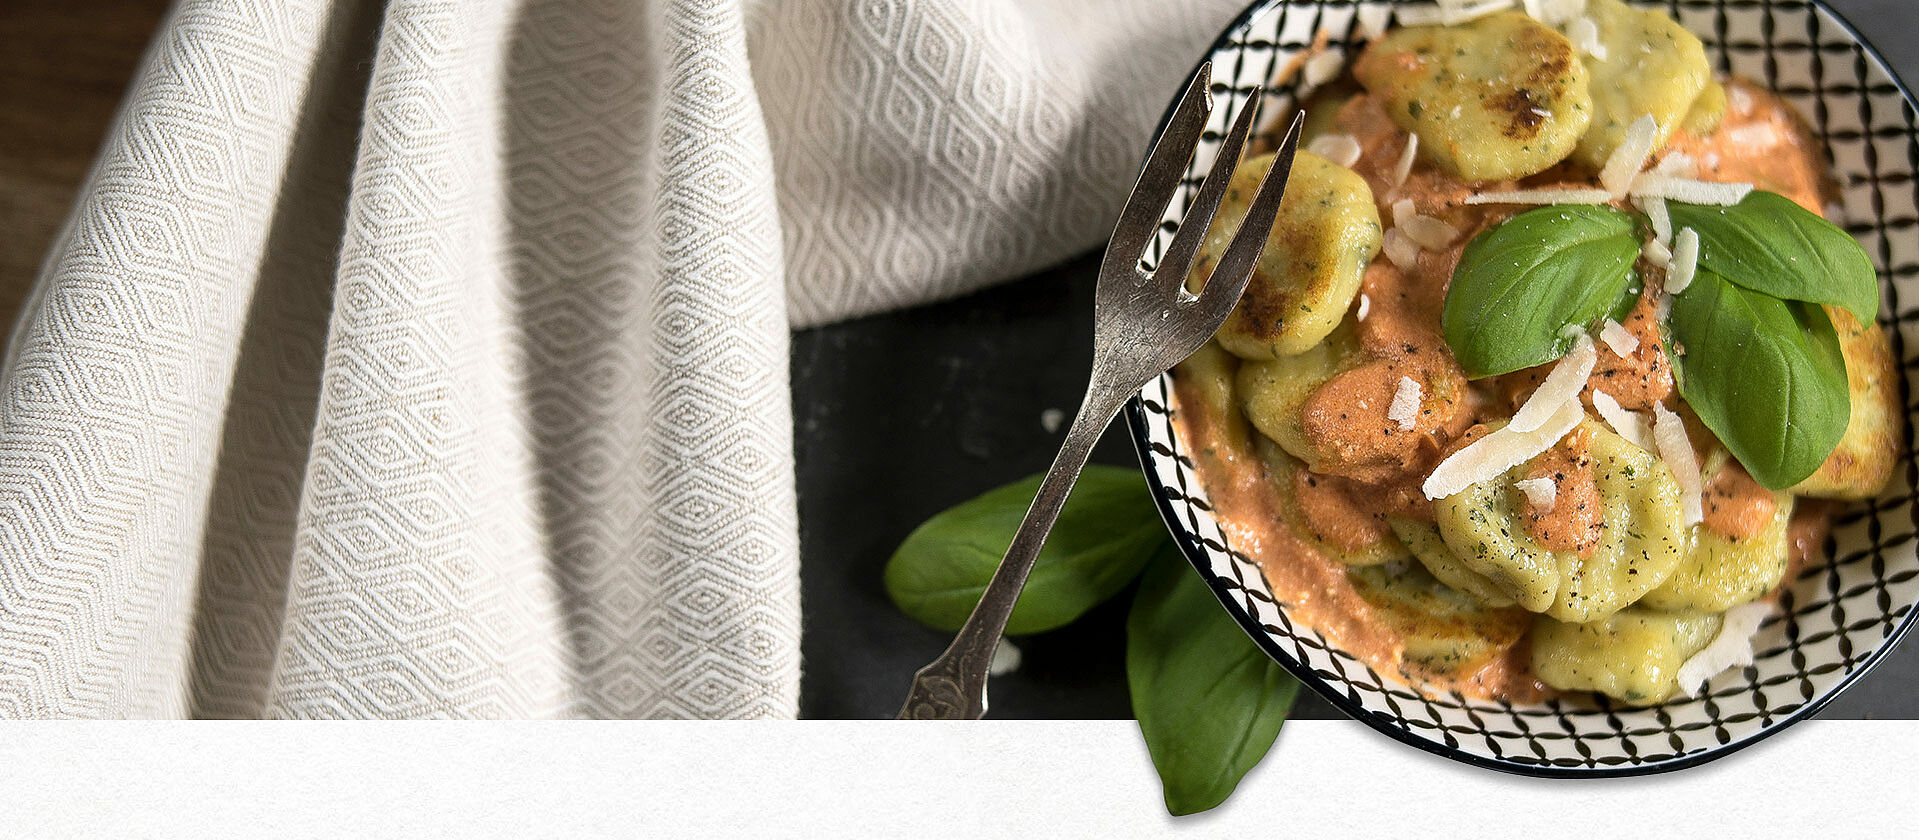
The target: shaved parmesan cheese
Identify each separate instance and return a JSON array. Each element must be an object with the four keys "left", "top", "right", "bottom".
[
  {"left": 1653, "top": 402, "right": 1703, "bottom": 526},
  {"left": 1667, "top": 227, "right": 1699, "bottom": 294},
  {"left": 1308, "top": 133, "right": 1363, "bottom": 168},
  {"left": 1522, "top": 0, "right": 1543, "bottom": 18},
  {"left": 1391, "top": 197, "right": 1417, "bottom": 227},
  {"left": 1601, "top": 115, "right": 1660, "bottom": 197},
  {"left": 1357, "top": 293, "right": 1372, "bottom": 321},
  {"left": 1392, "top": 132, "right": 1419, "bottom": 187},
  {"left": 1598, "top": 319, "right": 1639, "bottom": 357},
  {"left": 1512, "top": 333, "right": 1595, "bottom": 433},
  {"left": 1383, "top": 228, "right": 1422, "bottom": 271},
  {"left": 1630, "top": 172, "right": 1752, "bottom": 206},
  {"left": 1641, "top": 237, "right": 1672, "bottom": 268},
  {"left": 1303, "top": 50, "right": 1345, "bottom": 88},
  {"left": 1654, "top": 292, "right": 1674, "bottom": 324},
  {"left": 1675, "top": 601, "right": 1774, "bottom": 695},
  {"left": 1424, "top": 401, "right": 1583, "bottom": 499},
  {"left": 1727, "top": 84, "right": 1754, "bottom": 115},
  {"left": 1592, "top": 390, "right": 1656, "bottom": 452},
  {"left": 1637, "top": 194, "right": 1672, "bottom": 247},
  {"left": 1400, "top": 214, "right": 1460, "bottom": 250},
  {"left": 1357, "top": 5, "right": 1392, "bottom": 40},
  {"left": 1392, "top": 4, "right": 1448, "bottom": 25},
  {"left": 1513, "top": 477, "right": 1558, "bottom": 509},
  {"left": 1654, "top": 152, "right": 1696, "bottom": 177},
  {"left": 1533, "top": 0, "right": 1586, "bottom": 25},
  {"left": 1465, "top": 188, "right": 1615, "bottom": 205},
  {"left": 1567, "top": 16, "right": 1607, "bottom": 61},
  {"left": 1390, "top": 376, "right": 1423, "bottom": 430}
]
